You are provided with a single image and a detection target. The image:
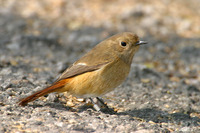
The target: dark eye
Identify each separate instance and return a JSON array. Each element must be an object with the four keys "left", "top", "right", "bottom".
[{"left": 121, "top": 41, "right": 127, "bottom": 47}]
